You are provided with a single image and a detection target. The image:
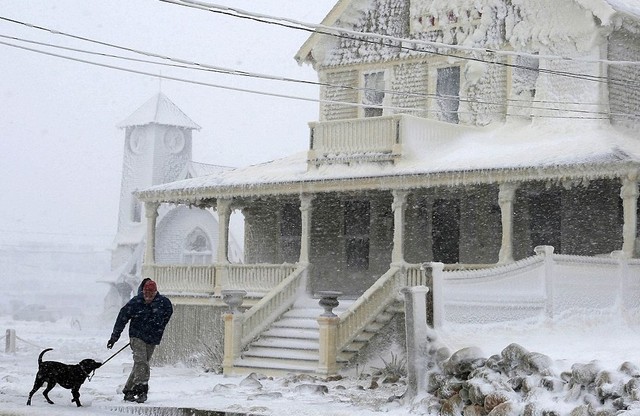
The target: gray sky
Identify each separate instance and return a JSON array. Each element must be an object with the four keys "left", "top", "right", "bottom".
[{"left": 0, "top": 0, "right": 334, "bottom": 246}]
